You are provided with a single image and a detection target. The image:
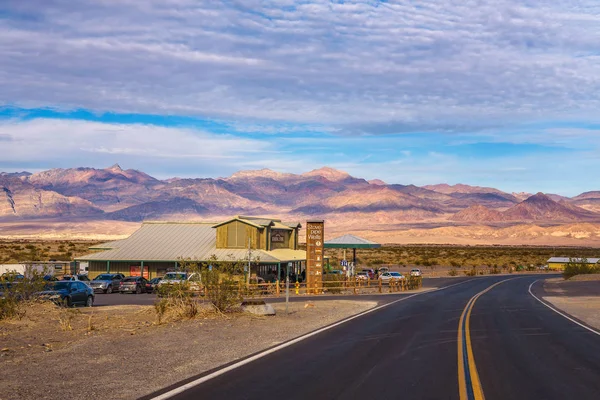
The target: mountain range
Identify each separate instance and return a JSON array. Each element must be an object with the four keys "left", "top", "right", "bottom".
[{"left": 3, "top": 165, "right": 600, "bottom": 244}]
